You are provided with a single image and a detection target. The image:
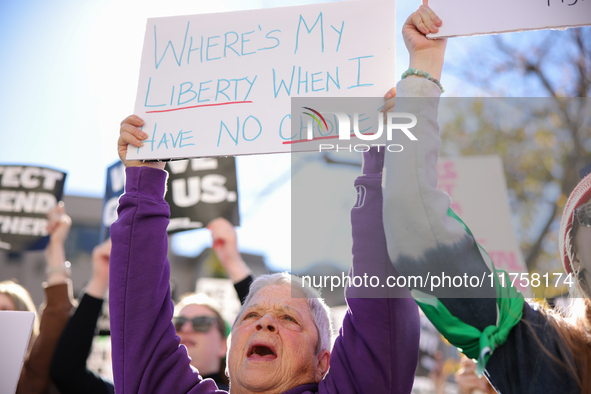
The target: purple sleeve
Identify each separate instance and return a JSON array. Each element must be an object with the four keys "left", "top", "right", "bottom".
[
  {"left": 109, "top": 167, "right": 223, "bottom": 394},
  {"left": 319, "top": 148, "right": 420, "bottom": 394}
]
